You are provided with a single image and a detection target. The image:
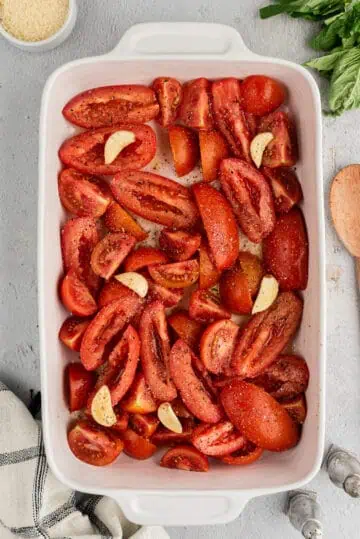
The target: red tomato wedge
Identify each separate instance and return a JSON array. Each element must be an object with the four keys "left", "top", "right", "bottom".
[
  {"left": 121, "top": 428, "right": 157, "bottom": 460},
  {"left": 152, "top": 418, "right": 195, "bottom": 445},
  {"left": 171, "top": 398, "right": 194, "bottom": 419},
  {"left": 179, "top": 78, "right": 214, "bottom": 130},
  {"left": 220, "top": 380, "right": 300, "bottom": 452},
  {"left": 80, "top": 295, "right": 142, "bottom": 371},
  {"left": 148, "top": 260, "right": 199, "bottom": 289},
  {"left": 168, "top": 310, "right": 203, "bottom": 350},
  {"left": 200, "top": 319, "right": 239, "bottom": 375},
  {"left": 199, "top": 130, "right": 229, "bottom": 183},
  {"left": 130, "top": 413, "right": 159, "bottom": 438},
  {"left": 169, "top": 339, "right": 223, "bottom": 423},
  {"left": 280, "top": 394, "right": 307, "bottom": 424},
  {"left": 219, "top": 442, "right": 264, "bottom": 465},
  {"left": 263, "top": 207, "right": 309, "bottom": 291},
  {"left": 251, "top": 355, "right": 309, "bottom": 400},
  {"left": 212, "top": 78, "right": 253, "bottom": 162},
  {"left": 98, "top": 279, "right": 141, "bottom": 308},
  {"left": 189, "top": 289, "right": 231, "bottom": 324},
  {"left": 160, "top": 444, "right": 209, "bottom": 472},
  {"left": 59, "top": 316, "right": 91, "bottom": 351},
  {"left": 199, "top": 241, "right": 221, "bottom": 290},
  {"left": 68, "top": 420, "right": 124, "bottom": 466},
  {"left": 111, "top": 409, "right": 129, "bottom": 433},
  {"left": 146, "top": 276, "right": 184, "bottom": 308},
  {"left": 62, "top": 85, "right": 159, "bottom": 128},
  {"left": 191, "top": 421, "right": 246, "bottom": 457},
  {"left": 258, "top": 111, "right": 297, "bottom": 168},
  {"left": 103, "top": 201, "right": 148, "bottom": 241},
  {"left": 121, "top": 373, "right": 158, "bottom": 414},
  {"left": 58, "top": 169, "right": 112, "bottom": 218},
  {"left": 152, "top": 77, "right": 183, "bottom": 127},
  {"left": 192, "top": 183, "right": 239, "bottom": 271},
  {"left": 59, "top": 124, "right": 156, "bottom": 176},
  {"left": 241, "top": 76, "right": 286, "bottom": 116},
  {"left": 111, "top": 171, "right": 199, "bottom": 229},
  {"left": 90, "top": 232, "right": 136, "bottom": 280},
  {"left": 219, "top": 264, "right": 253, "bottom": 315},
  {"left": 140, "top": 301, "right": 177, "bottom": 402},
  {"left": 168, "top": 126, "right": 199, "bottom": 177},
  {"left": 220, "top": 159, "right": 276, "bottom": 244},
  {"left": 262, "top": 167, "right": 303, "bottom": 214},
  {"left": 60, "top": 270, "right": 98, "bottom": 317},
  {"left": 124, "top": 247, "right": 169, "bottom": 272},
  {"left": 159, "top": 229, "right": 201, "bottom": 262},
  {"left": 66, "top": 363, "right": 96, "bottom": 412}
]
